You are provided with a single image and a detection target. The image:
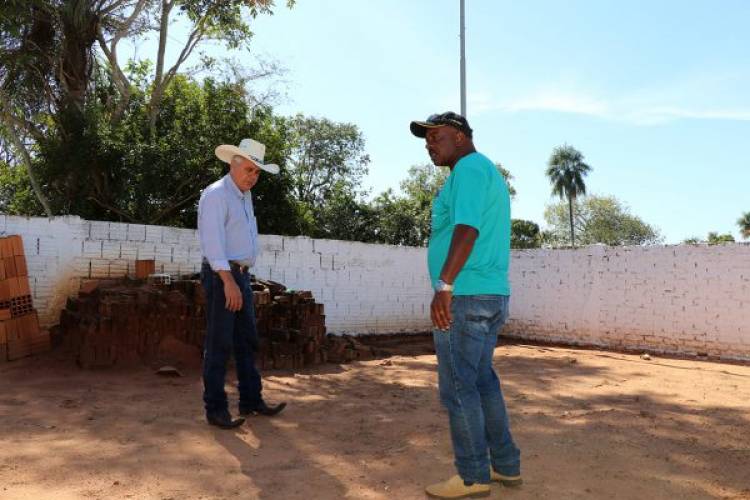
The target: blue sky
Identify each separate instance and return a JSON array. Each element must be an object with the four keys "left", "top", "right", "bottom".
[{"left": 127, "top": 0, "right": 750, "bottom": 243}]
